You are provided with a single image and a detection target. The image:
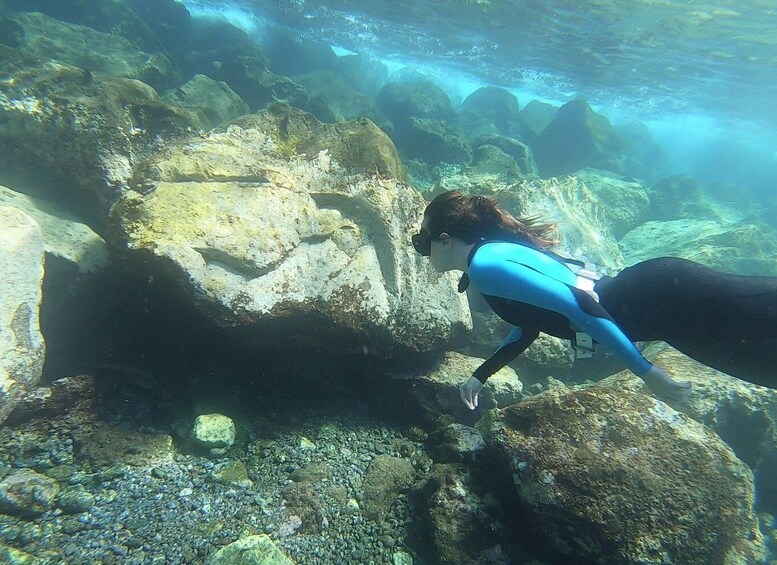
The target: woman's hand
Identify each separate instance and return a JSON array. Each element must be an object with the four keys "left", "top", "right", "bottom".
[{"left": 459, "top": 376, "right": 484, "bottom": 410}]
